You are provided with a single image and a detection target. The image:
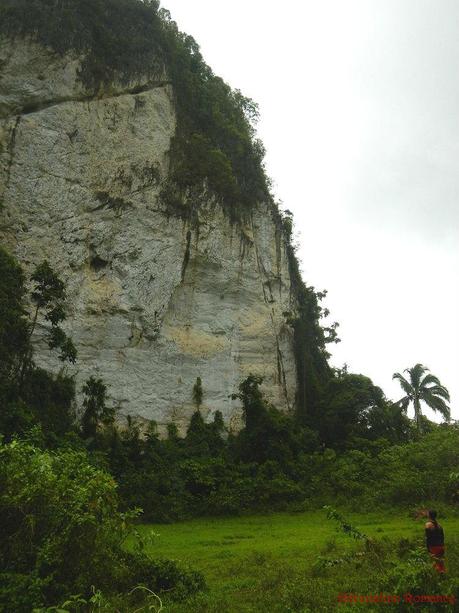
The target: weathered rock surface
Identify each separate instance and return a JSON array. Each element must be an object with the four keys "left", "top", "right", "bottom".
[{"left": 0, "top": 38, "right": 297, "bottom": 433}]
